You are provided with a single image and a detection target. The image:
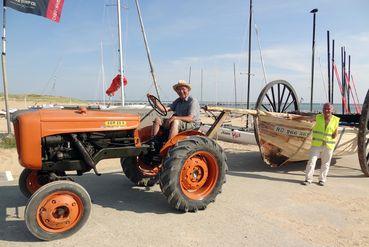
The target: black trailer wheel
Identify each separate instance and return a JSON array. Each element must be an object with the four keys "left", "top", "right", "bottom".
[
  {"left": 159, "top": 136, "right": 227, "bottom": 212},
  {"left": 25, "top": 181, "right": 91, "bottom": 241},
  {"left": 120, "top": 156, "right": 159, "bottom": 187},
  {"left": 358, "top": 90, "right": 369, "bottom": 176},
  {"left": 254, "top": 80, "right": 300, "bottom": 146}
]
